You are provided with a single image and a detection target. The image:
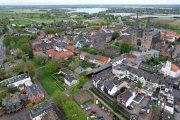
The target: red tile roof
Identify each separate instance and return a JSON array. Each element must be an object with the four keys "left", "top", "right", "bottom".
[
  {"left": 160, "top": 31, "right": 176, "bottom": 39},
  {"left": 47, "top": 49, "right": 73, "bottom": 59},
  {"left": 65, "top": 45, "right": 75, "bottom": 52},
  {"left": 163, "top": 64, "right": 180, "bottom": 72},
  {"left": 160, "top": 52, "right": 170, "bottom": 57},
  {"left": 62, "top": 38, "right": 71, "bottom": 44},
  {"left": 94, "top": 55, "right": 110, "bottom": 64},
  {"left": 81, "top": 52, "right": 88, "bottom": 57}
]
